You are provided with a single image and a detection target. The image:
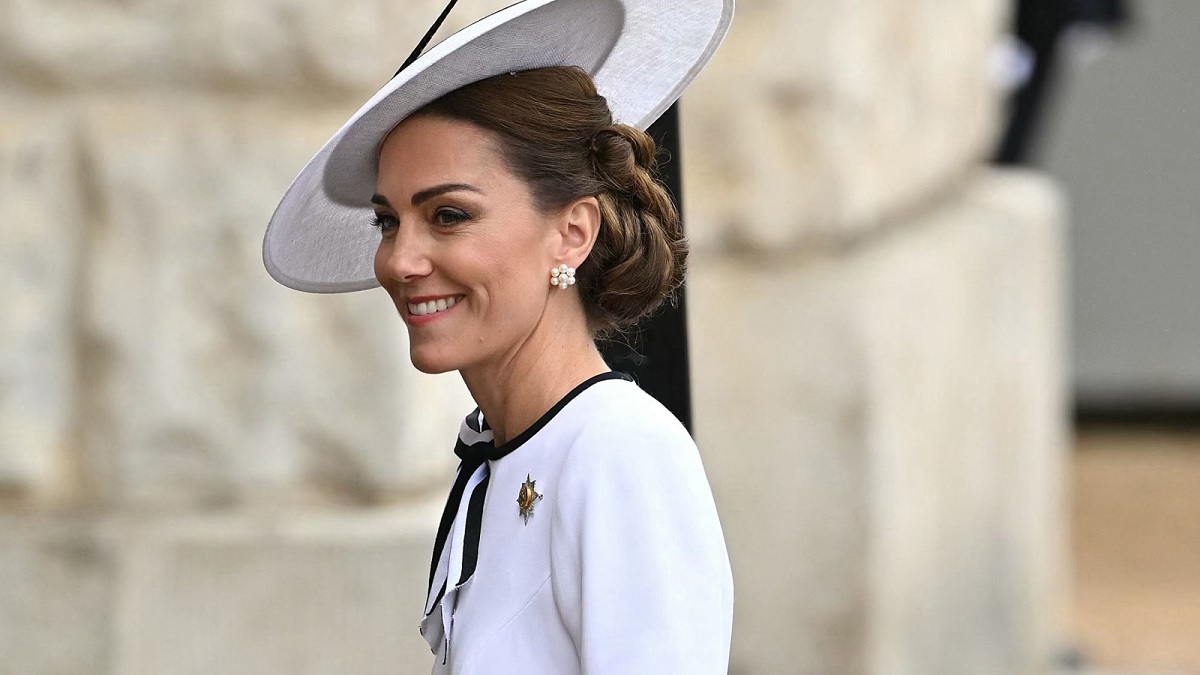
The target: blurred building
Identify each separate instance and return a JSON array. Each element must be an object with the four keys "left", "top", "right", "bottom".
[
  {"left": 1035, "top": 0, "right": 1200, "bottom": 413},
  {"left": 1022, "top": 0, "right": 1200, "bottom": 669},
  {"left": 0, "top": 1, "right": 1069, "bottom": 674}
]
